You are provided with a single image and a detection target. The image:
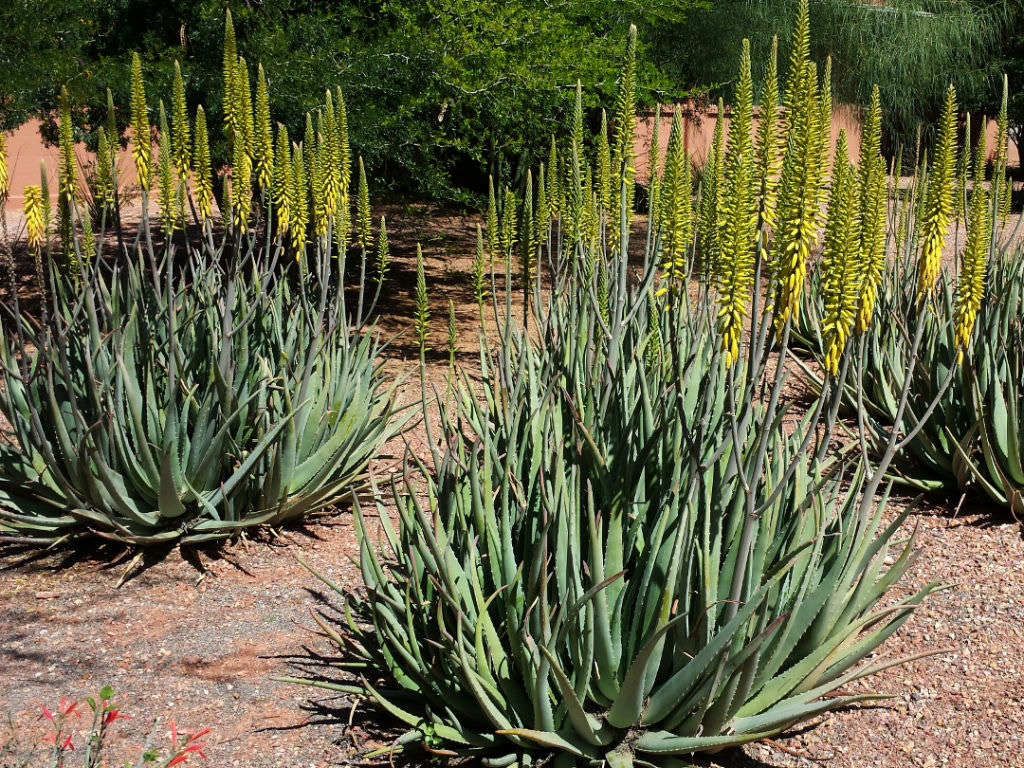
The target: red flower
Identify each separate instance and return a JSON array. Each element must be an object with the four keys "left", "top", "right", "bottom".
[
  {"left": 58, "top": 697, "right": 81, "bottom": 718},
  {"left": 102, "top": 708, "right": 128, "bottom": 726},
  {"left": 40, "top": 705, "right": 54, "bottom": 723}
]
